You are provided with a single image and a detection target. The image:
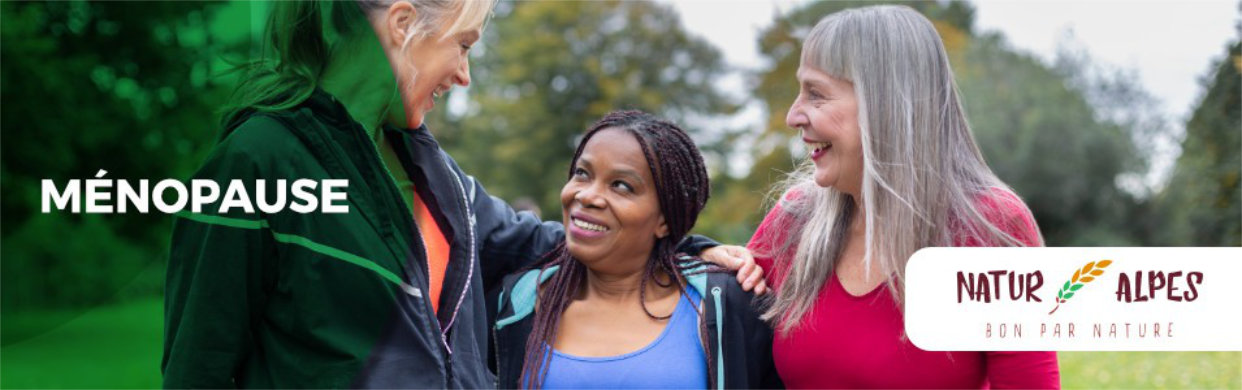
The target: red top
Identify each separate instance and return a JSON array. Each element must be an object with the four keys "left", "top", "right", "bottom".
[
  {"left": 412, "top": 191, "right": 451, "bottom": 314},
  {"left": 747, "top": 189, "right": 1060, "bottom": 389}
]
